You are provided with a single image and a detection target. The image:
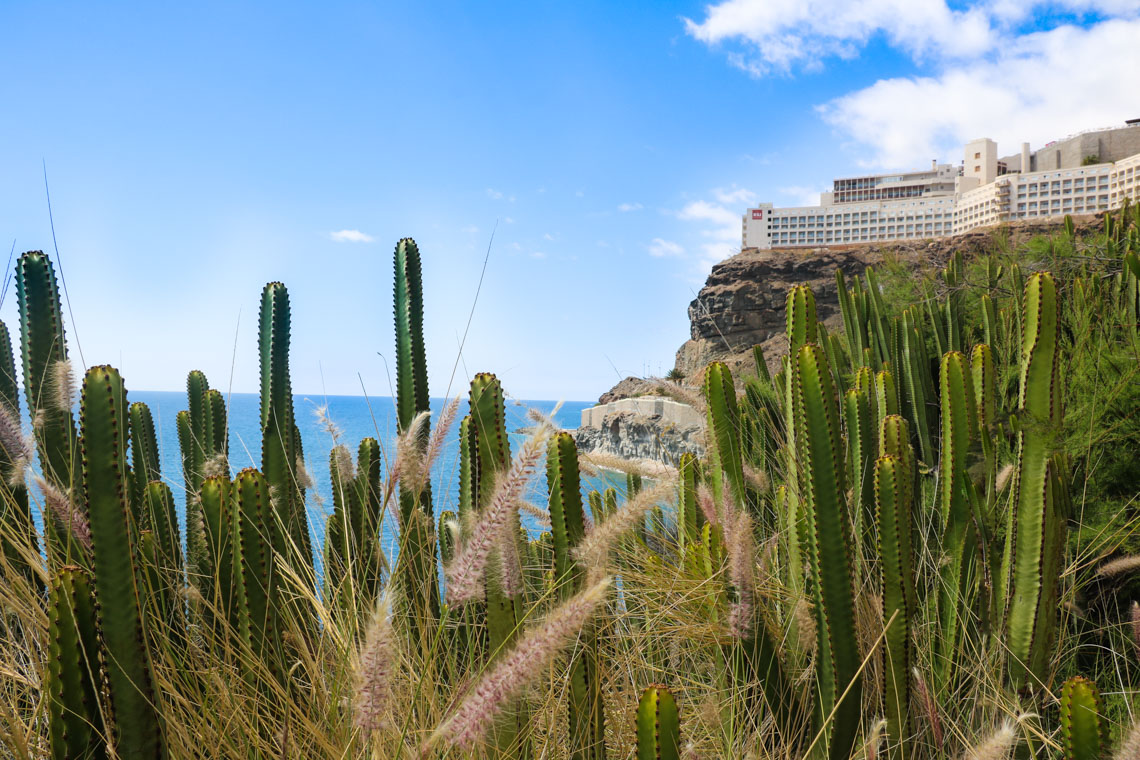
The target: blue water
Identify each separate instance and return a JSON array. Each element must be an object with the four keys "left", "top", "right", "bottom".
[{"left": 109, "top": 391, "right": 614, "bottom": 572}]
